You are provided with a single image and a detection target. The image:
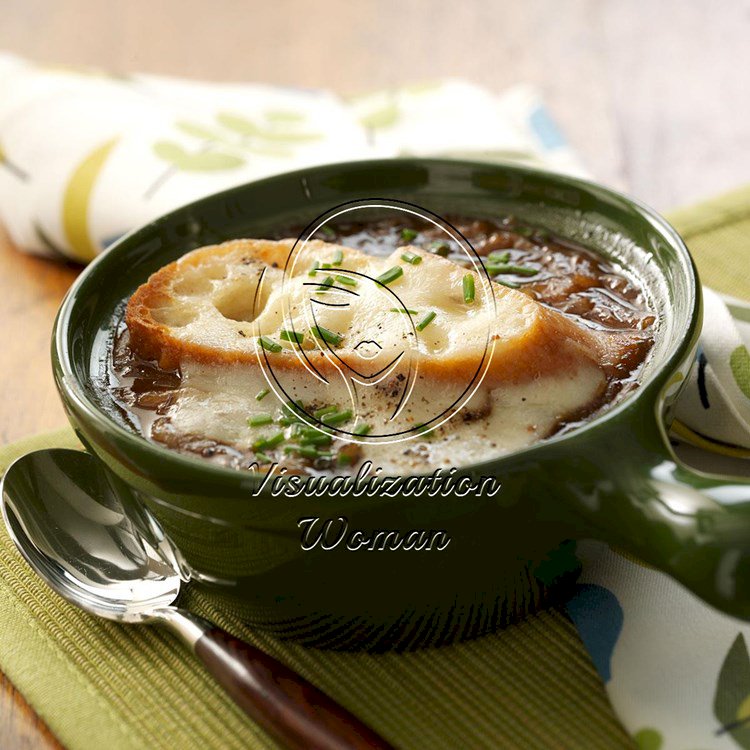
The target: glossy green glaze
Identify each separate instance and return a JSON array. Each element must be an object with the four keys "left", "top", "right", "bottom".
[{"left": 51, "top": 159, "right": 750, "bottom": 651}]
